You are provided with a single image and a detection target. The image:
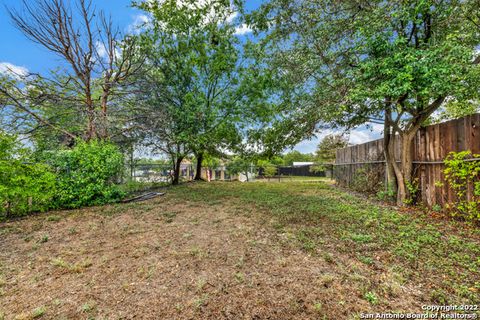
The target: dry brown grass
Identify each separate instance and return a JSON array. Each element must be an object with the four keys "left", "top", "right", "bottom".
[{"left": 0, "top": 181, "right": 478, "bottom": 319}]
